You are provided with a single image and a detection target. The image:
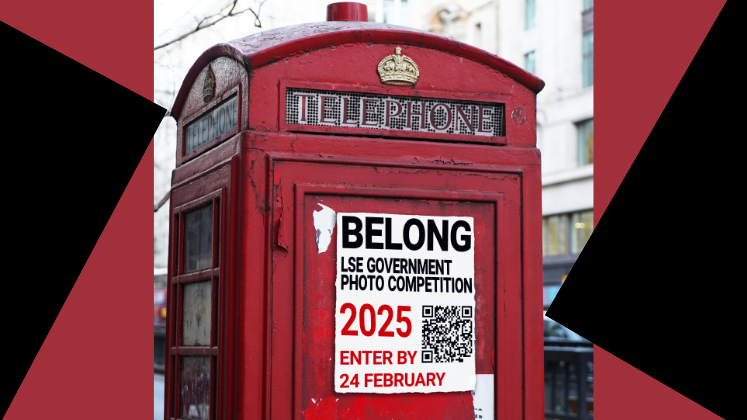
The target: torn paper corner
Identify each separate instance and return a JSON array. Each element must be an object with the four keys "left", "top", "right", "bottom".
[
  {"left": 313, "top": 203, "right": 336, "bottom": 254},
  {"left": 472, "top": 374, "right": 494, "bottom": 419}
]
